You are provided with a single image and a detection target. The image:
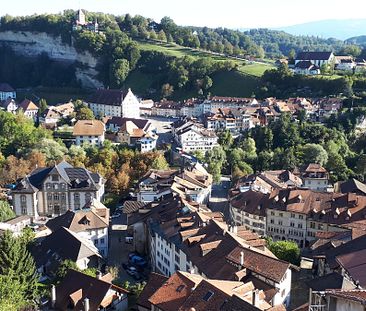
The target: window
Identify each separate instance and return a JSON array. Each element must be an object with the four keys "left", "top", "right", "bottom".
[
  {"left": 203, "top": 291, "right": 214, "bottom": 301},
  {"left": 100, "top": 238, "right": 105, "bottom": 245},
  {"left": 279, "top": 213, "right": 284, "bottom": 217},
  {"left": 94, "top": 239, "right": 98, "bottom": 245},
  {"left": 291, "top": 213, "right": 295, "bottom": 218},
  {"left": 298, "top": 223, "right": 303, "bottom": 229},
  {"left": 51, "top": 175, "right": 59, "bottom": 181},
  {"left": 61, "top": 193, "right": 66, "bottom": 201},
  {"left": 278, "top": 220, "right": 283, "bottom": 225},
  {"left": 74, "top": 193, "right": 80, "bottom": 202},
  {"left": 175, "top": 254, "right": 180, "bottom": 264},
  {"left": 53, "top": 193, "right": 59, "bottom": 201},
  {"left": 20, "top": 195, "right": 26, "bottom": 203},
  {"left": 299, "top": 215, "right": 304, "bottom": 220},
  {"left": 47, "top": 193, "right": 52, "bottom": 200},
  {"left": 21, "top": 205, "right": 27, "bottom": 215}
]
